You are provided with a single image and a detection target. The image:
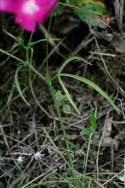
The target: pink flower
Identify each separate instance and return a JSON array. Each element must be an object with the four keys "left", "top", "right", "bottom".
[{"left": 0, "top": 0, "right": 57, "bottom": 32}]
